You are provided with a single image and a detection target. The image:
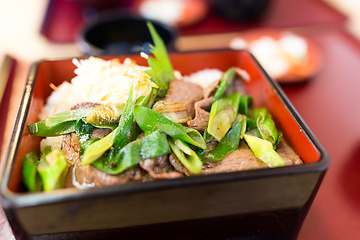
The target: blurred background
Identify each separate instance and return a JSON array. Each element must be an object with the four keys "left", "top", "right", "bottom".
[{"left": 0, "top": 0, "right": 357, "bottom": 65}]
